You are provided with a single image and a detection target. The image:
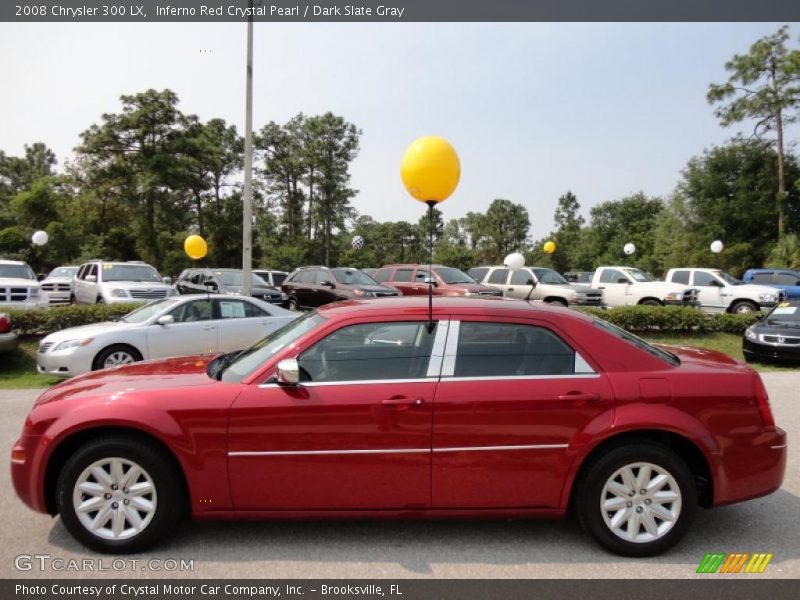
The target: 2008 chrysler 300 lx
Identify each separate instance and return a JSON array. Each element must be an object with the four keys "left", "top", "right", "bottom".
[{"left": 11, "top": 297, "right": 786, "bottom": 556}]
